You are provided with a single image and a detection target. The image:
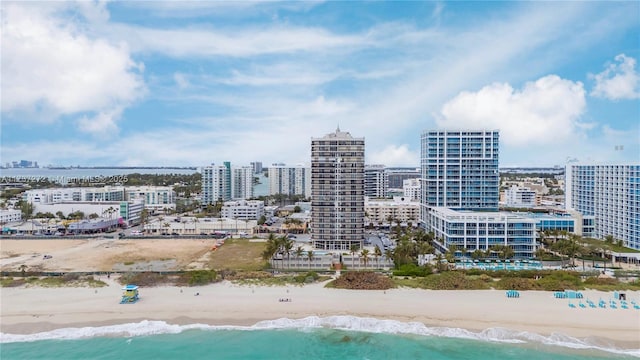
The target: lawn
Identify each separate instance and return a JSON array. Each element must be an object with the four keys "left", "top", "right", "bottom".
[
  {"left": 207, "top": 238, "right": 267, "bottom": 271},
  {"left": 579, "top": 238, "right": 640, "bottom": 253}
]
